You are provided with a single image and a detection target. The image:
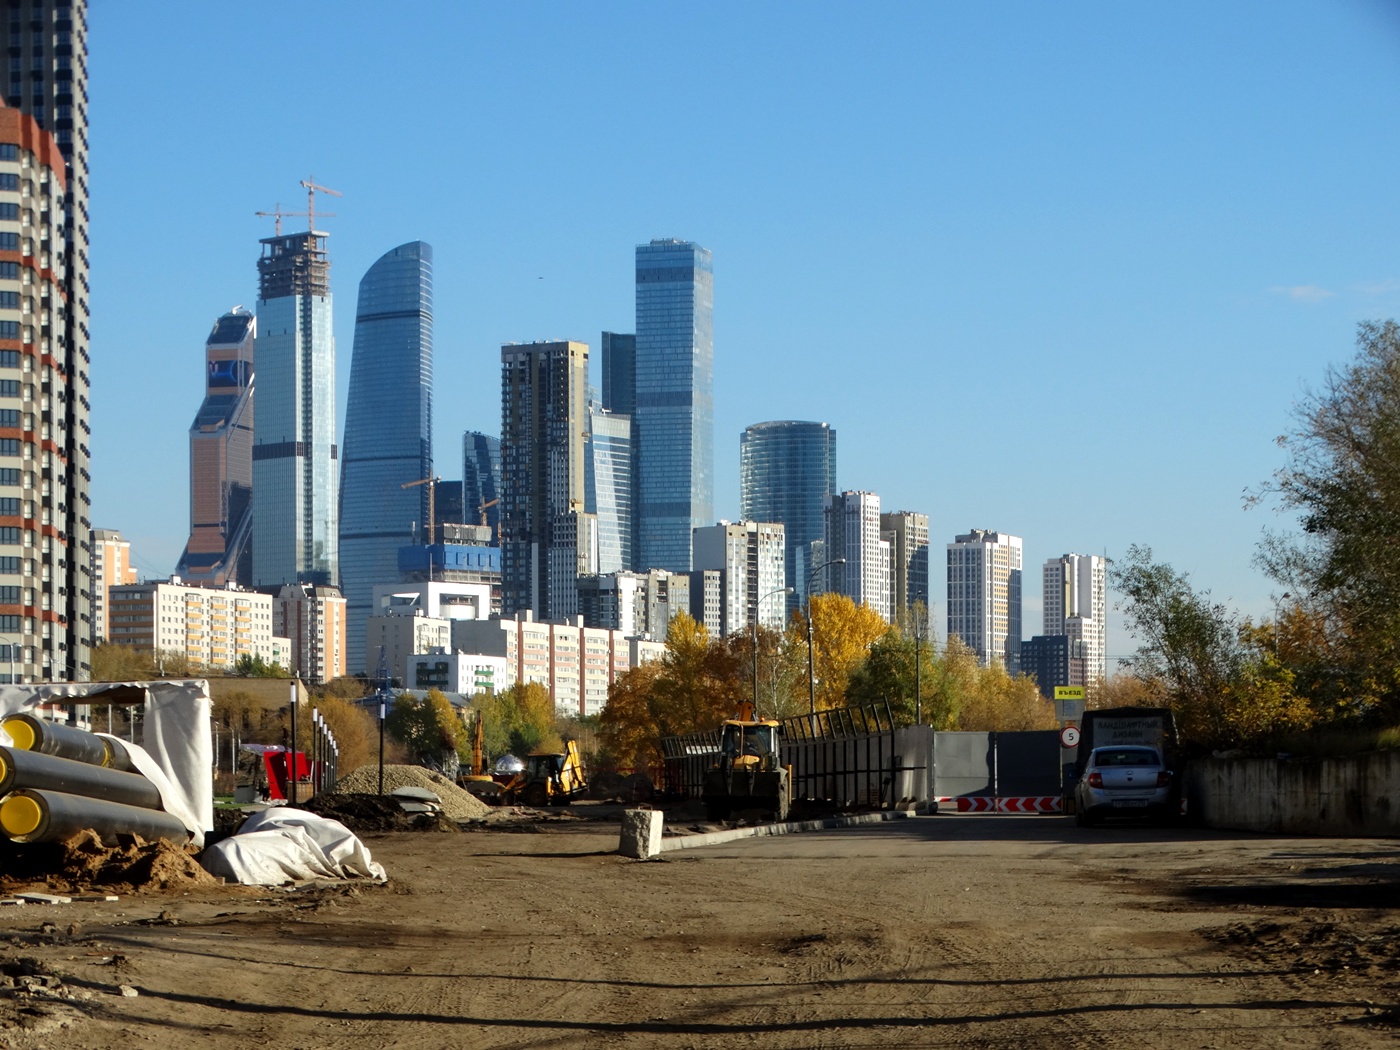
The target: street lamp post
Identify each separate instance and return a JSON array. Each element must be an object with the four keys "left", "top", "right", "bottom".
[
  {"left": 805, "top": 558, "right": 846, "bottom": 726},
  {"left": 752, "top": 586, "right": 793, "bottom": 714},
  {"left": 1274, "top": 592, "right": 1291, "bottom": 655},
  {"left": 914, "top": 619, "right": 922, "bottom": 725}
]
